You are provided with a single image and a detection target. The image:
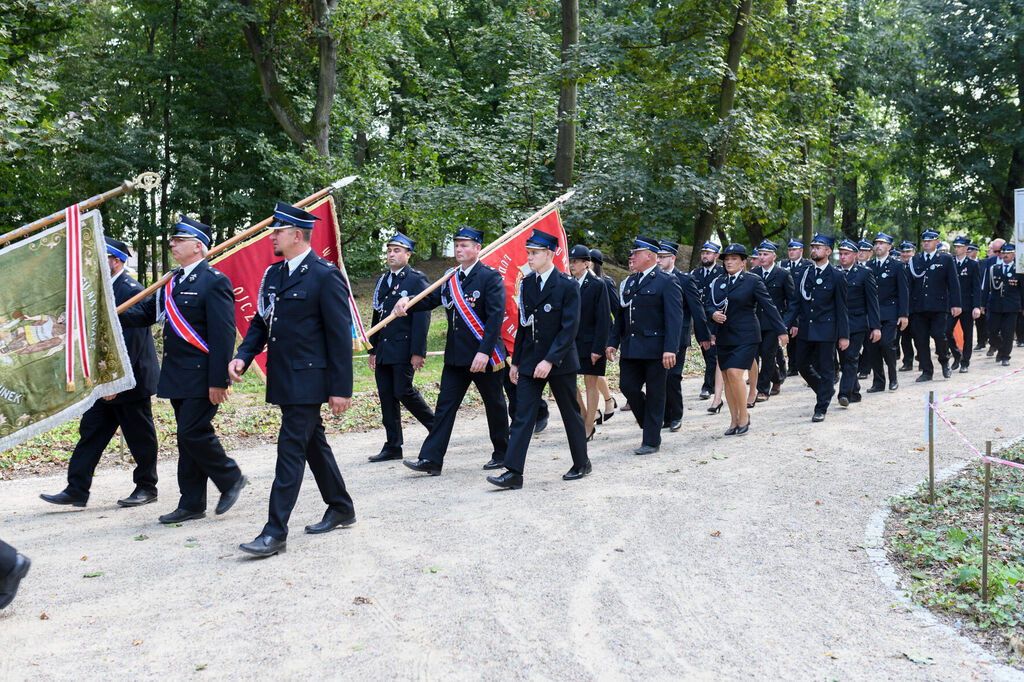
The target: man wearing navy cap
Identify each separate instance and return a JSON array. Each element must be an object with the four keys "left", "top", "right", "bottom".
[
  {"left": 230, "top": 202, "right": 356, "bottom": 556},
  {"left": 607, "top": 235, "right": 683, "bottom": 454},
  {"left": 750, "top": 240, "right": 795, "bottom": 401},
  {"left": 488, "top": 229, "right": 589, "bottom": 489},
  {"left": 979, "top": 239, "right": 1005, "bottom": 354},
  {"left": 857, "top": 240, "right": 873, "bottom": 265},
  {"left": 779, "top": 239, "right": 814, "bottom": 380},
  {"left": 41, "top": 237, "right": 161, "bottom": 509},
  {"left": 907, "top": 229, "right": 961, "bottom": 381},
  {"left": 394, "top": 226, "right": 509, "bottom": 475},
  {"left": 981, "top": 243, "right": 1024, "bottom": 366},
  {"left": 786, "top": 234, "right": 849, "bottom": 422},
  {"left": 690, "top": 241, "right": 724, "bottom": 399},
  {"left": 120, "top": 216, "right": 246, "bottom": 524},
  {"left": 864, "top": 232, "right": 909, "bottom": 392},
  {"left": 657, "top": 240, "right": 711, "bottom": 429},
  {"left": 366, "top": 233, "right": 434, "bottom": 463},
  {"left": 945, "top": 236, "right": 983, "bottom": 373},
  {"left": 835, "top": 239, "right": 880, "bottom": 406},
  {"left": 897, "top": 241, "right": 918, "bottom": 371}
]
